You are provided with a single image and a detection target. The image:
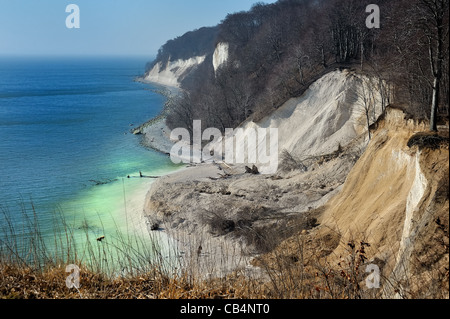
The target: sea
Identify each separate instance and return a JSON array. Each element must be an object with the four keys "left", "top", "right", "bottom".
[{"left": 0, "top": 56, "right": 180, "bottom": 272}]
